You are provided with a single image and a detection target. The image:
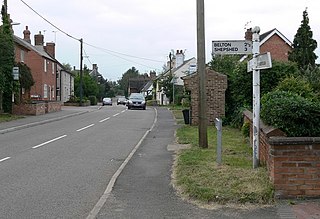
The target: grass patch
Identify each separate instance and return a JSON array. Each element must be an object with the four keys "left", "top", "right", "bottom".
[
  {"left": 174, "top": 125, "right": 274, "bottom": 205},
  {"left": 0, "top": 114, "right": 24, "bottom": 123},
  {"left": 171, "top": 108, "right": 185, "bottom": 125}
]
